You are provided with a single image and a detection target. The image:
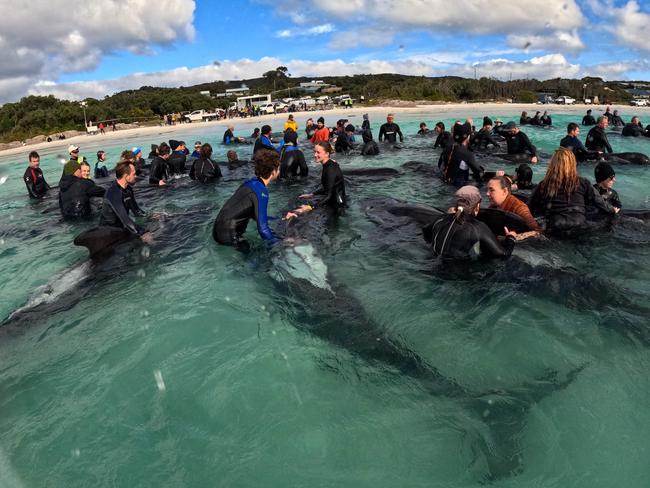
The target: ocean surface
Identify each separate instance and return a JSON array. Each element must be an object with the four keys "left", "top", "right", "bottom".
[{"left": 1, "top": 110, "right": 649, "bottom": 487}]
